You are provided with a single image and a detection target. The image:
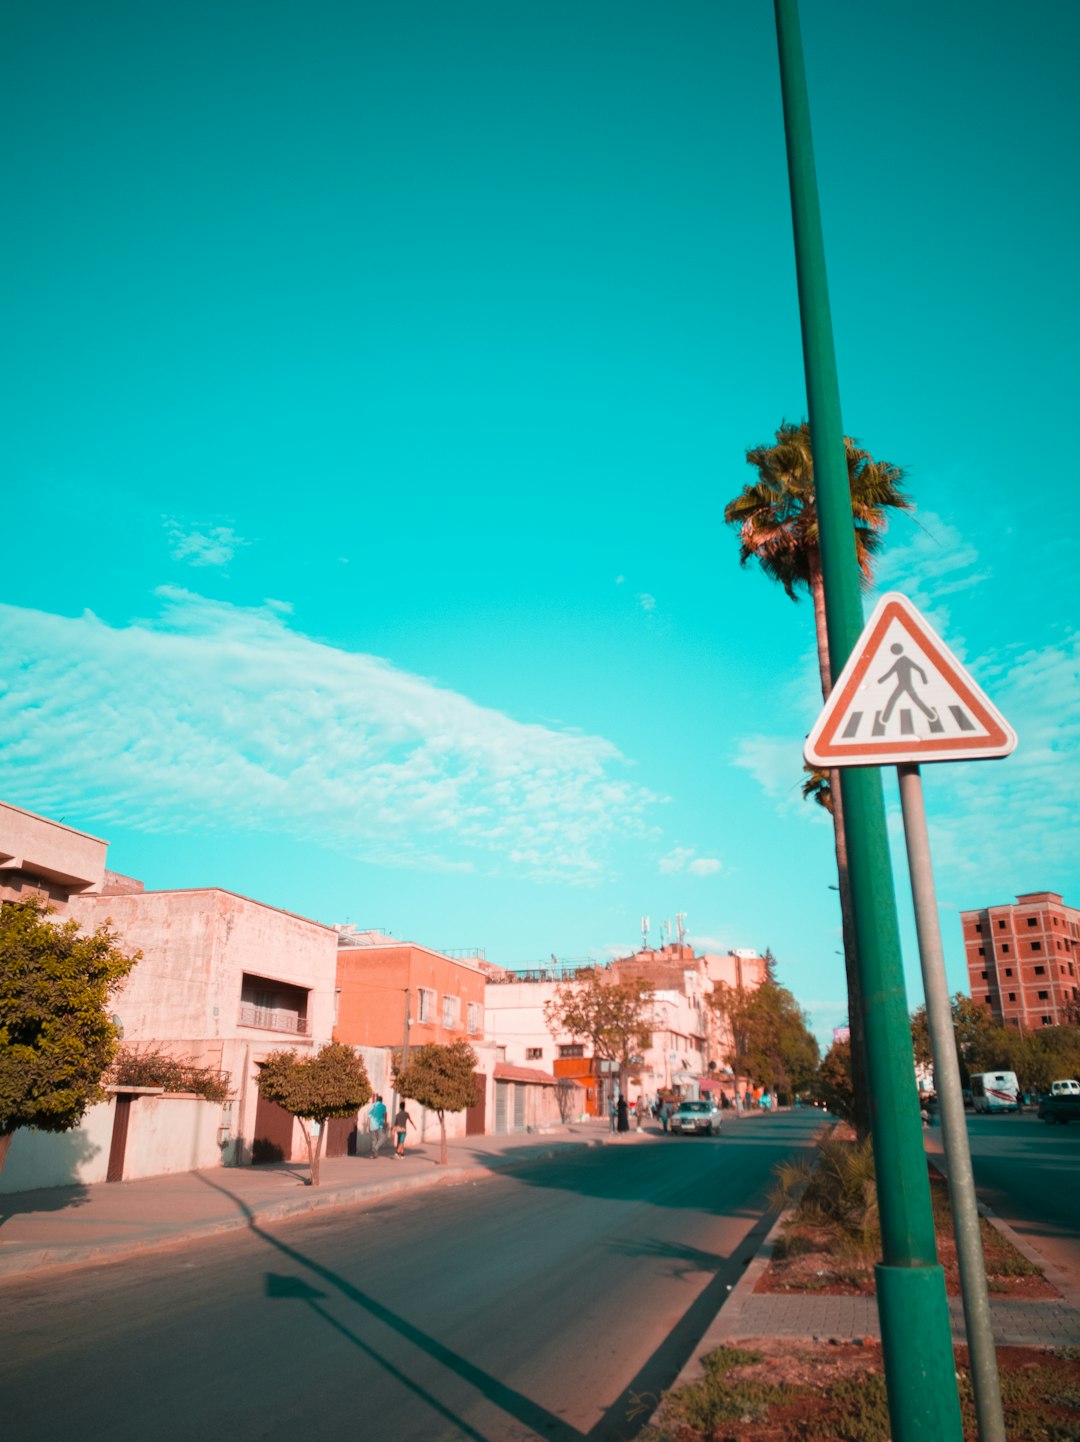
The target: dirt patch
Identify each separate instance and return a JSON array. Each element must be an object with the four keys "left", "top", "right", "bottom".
[
  {"left": 646, "top": 1338, "right": 1080, "bottom": 1442},
  {"left": 760, "top": 1164, "right": 1061, "bottom": 1301}
]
